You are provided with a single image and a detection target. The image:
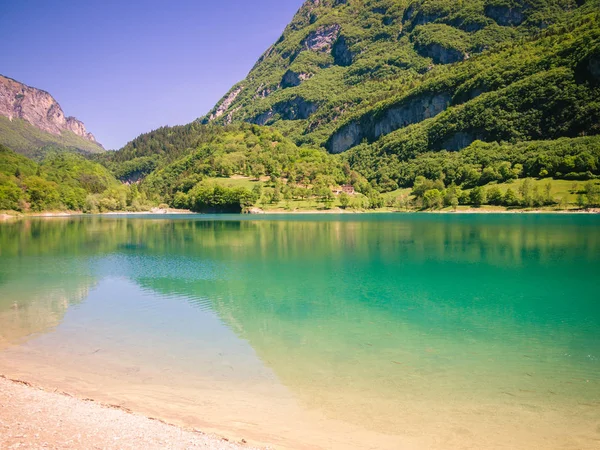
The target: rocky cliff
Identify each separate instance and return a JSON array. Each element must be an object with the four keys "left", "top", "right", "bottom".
[
  {"left": 0, "top": 75, "right": 99, "bottom": 143},
  {"left": 0, "top": 75, "right": 103, "bottom": 156}
]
